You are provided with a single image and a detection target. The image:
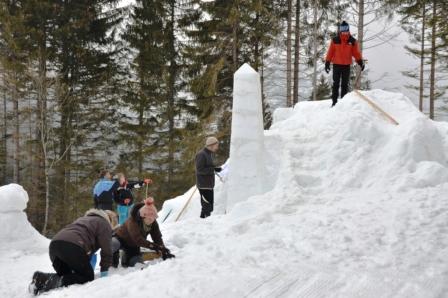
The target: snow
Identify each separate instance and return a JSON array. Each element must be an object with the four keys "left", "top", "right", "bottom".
[
  {"left": 227, "top": 63, "right": 267, "bottom": 211},
  {"left": 0, "top": 184, "right": 49, "bottom": 297},
  {"left": 0, "top": 184, "right": 48, "bottom": 252},
  {"left": 1, "top": 89, "right": 448, "bottom": 297},
  {"left": 1, "top": 183, "right": 29, "bottom": 212}
]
